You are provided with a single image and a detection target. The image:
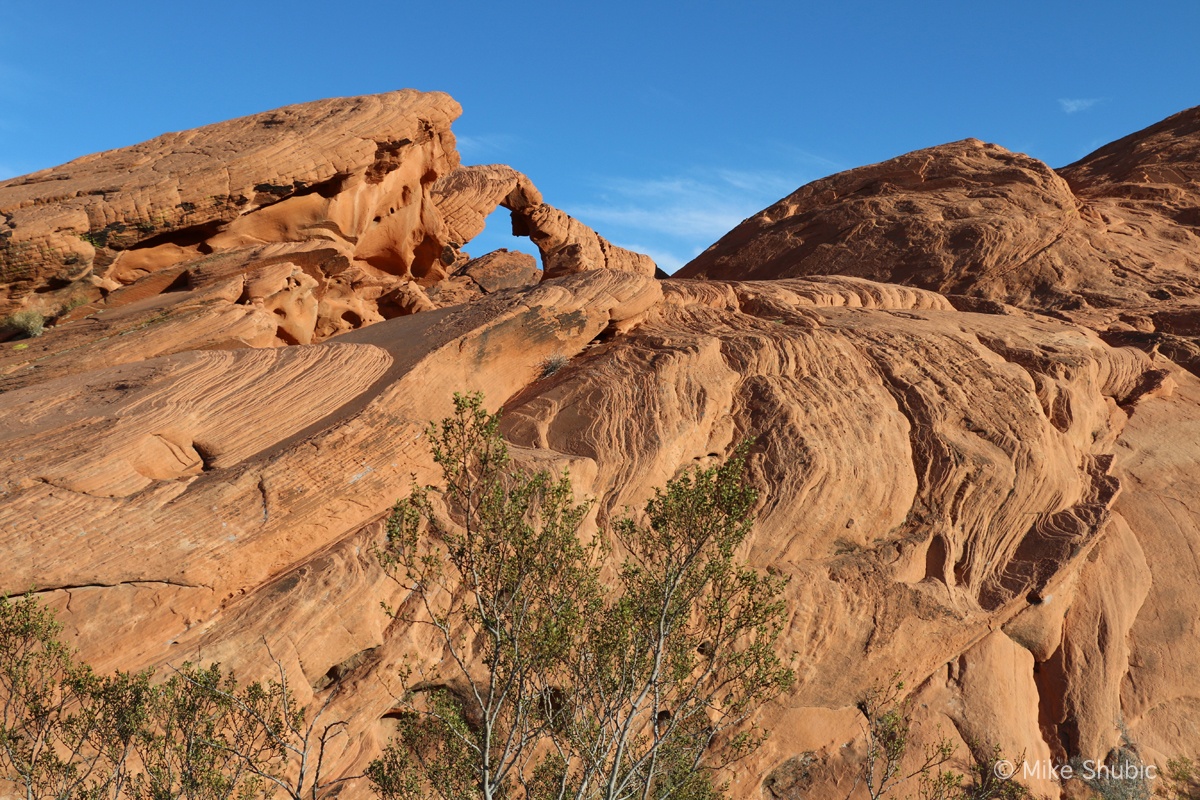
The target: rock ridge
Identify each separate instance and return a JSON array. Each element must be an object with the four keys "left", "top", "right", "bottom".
[{"left": 2, "top": 93, "right": 1200, "bottom": 800}]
